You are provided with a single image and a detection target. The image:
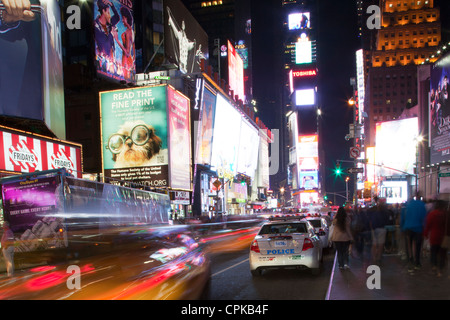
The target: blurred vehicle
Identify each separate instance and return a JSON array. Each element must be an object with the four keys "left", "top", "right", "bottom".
[
  {"left": 305, "top": 216, "right": 330, "bottom": 249},
  {"left": 0, "top": 229, "right": 211, "bottom": 300},
  {"left": 249, "top": 219, "right": 322, "bottom": 276}
]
